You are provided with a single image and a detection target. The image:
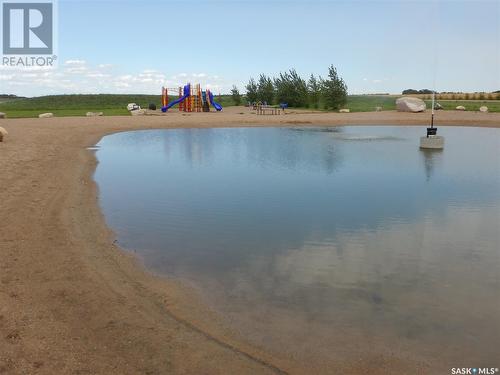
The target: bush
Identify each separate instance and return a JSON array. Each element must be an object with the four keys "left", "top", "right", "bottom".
[{"left": 231, "top": 85, "right": 241, "bottom": 106}]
